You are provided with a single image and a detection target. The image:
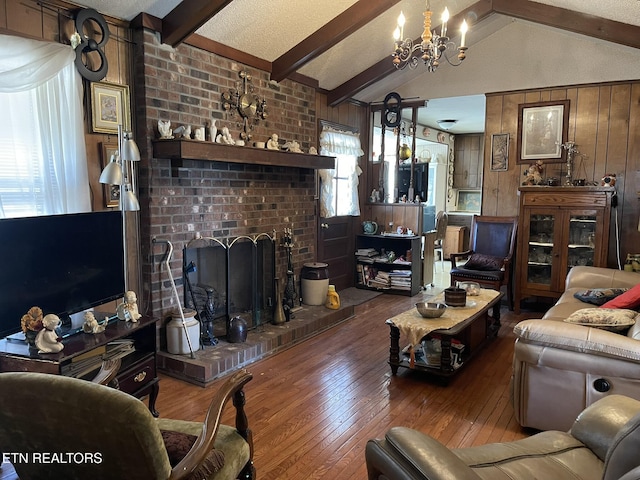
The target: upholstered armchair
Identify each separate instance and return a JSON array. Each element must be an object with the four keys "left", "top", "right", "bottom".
[
  {"left": 450, "top": 215, "right": 518, "bottom": 309},
  {"left": 0, "top": 368, "right": 254, "bottom": 480},
  {"left": 366, "top": 394, "right": 640, "bottom": 480}
]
